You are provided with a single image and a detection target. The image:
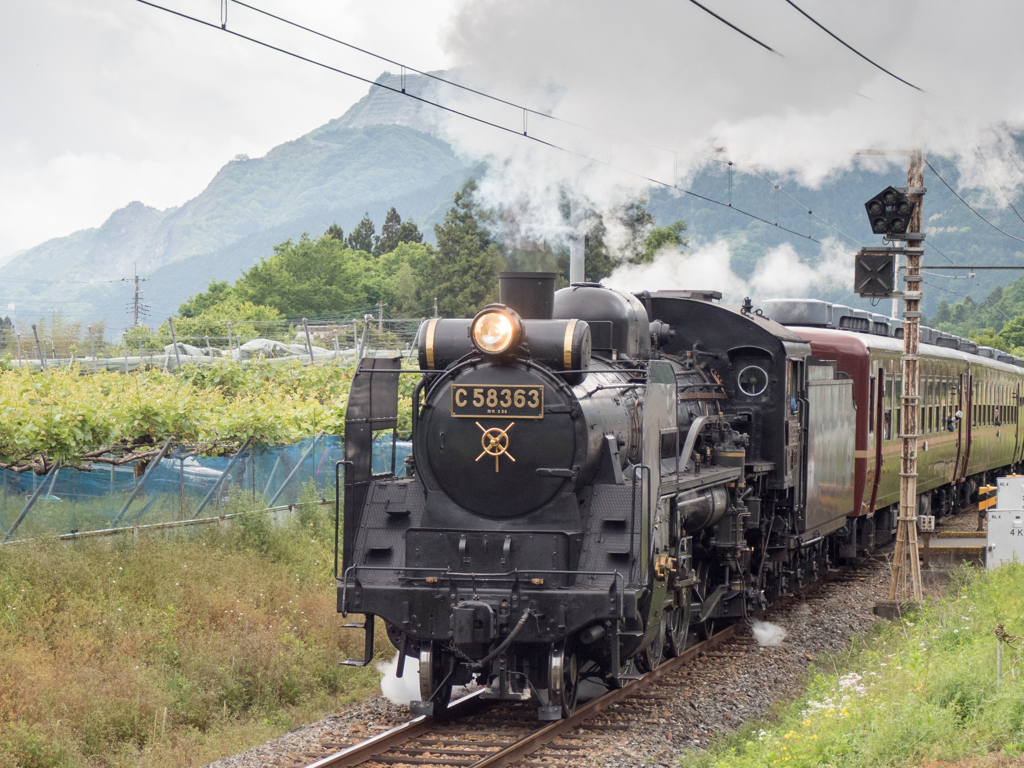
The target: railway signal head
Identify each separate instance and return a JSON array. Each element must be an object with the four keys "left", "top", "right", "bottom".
[
  {"left": 854, "top": 248, "right": 897, "bottom": 297},
  {"left": 864, "top": 186, "right": 914, "bottom": 236}
]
